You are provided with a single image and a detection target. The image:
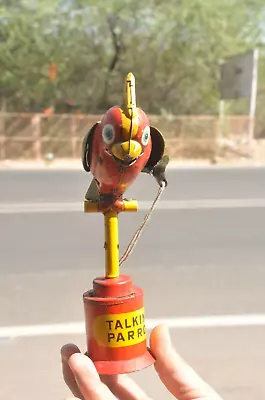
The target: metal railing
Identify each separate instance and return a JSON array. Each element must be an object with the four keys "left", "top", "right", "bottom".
[{"left": 0, "top": 113, "right": 259, "bottom": 160}]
